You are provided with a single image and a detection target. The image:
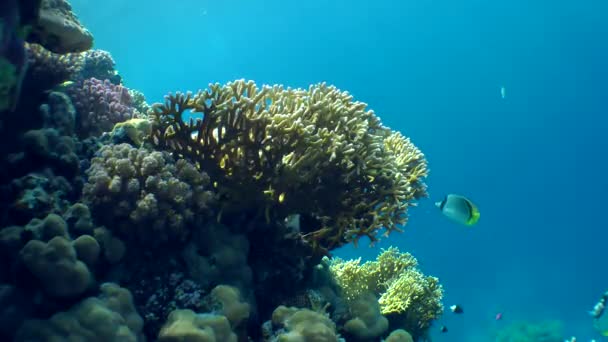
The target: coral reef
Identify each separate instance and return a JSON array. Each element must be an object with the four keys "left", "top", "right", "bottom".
[
  {"left": 0, "top": 2, "right": 444, "bottom": 338},
  {"left": 150, "top": 80, "right": 428, "bottom": 253}
]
